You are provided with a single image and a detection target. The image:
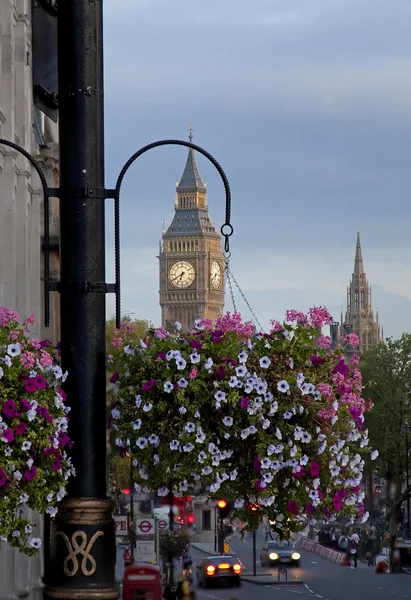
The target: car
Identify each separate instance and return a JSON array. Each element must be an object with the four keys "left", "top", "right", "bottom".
[
  {"left": 260, "top": 540, "right": 301, "bottom": 567},
  {"left": 196, "top": 555, "right": 242, "bottom": 588}
]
